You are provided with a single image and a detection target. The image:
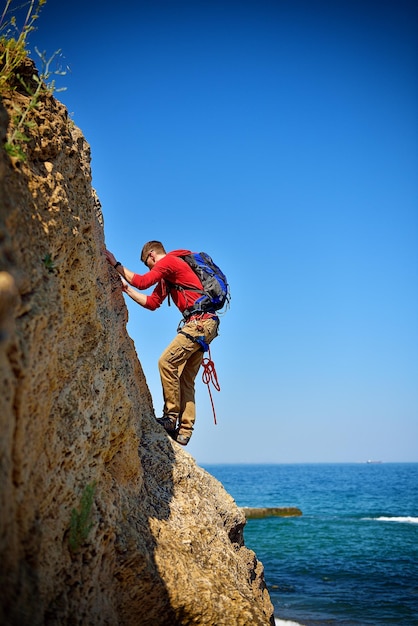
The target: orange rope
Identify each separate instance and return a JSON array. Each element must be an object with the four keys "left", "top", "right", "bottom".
[{"left": 201, "top": 346, "right": 220, "bottom": 425}]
